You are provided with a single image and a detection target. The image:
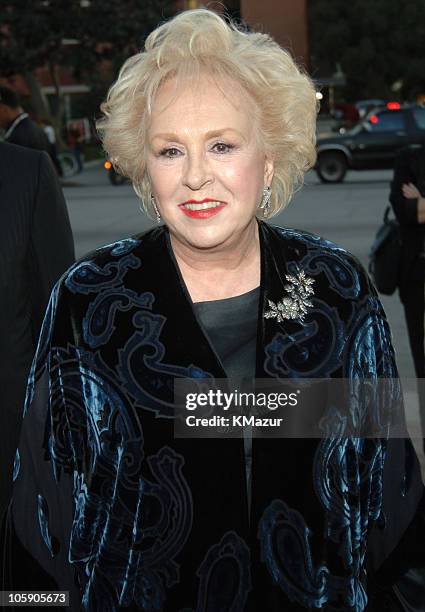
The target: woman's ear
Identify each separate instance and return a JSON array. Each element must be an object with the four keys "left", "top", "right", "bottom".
[{"left": 264, "top": 155, "right": 274, "bottom": 186}]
